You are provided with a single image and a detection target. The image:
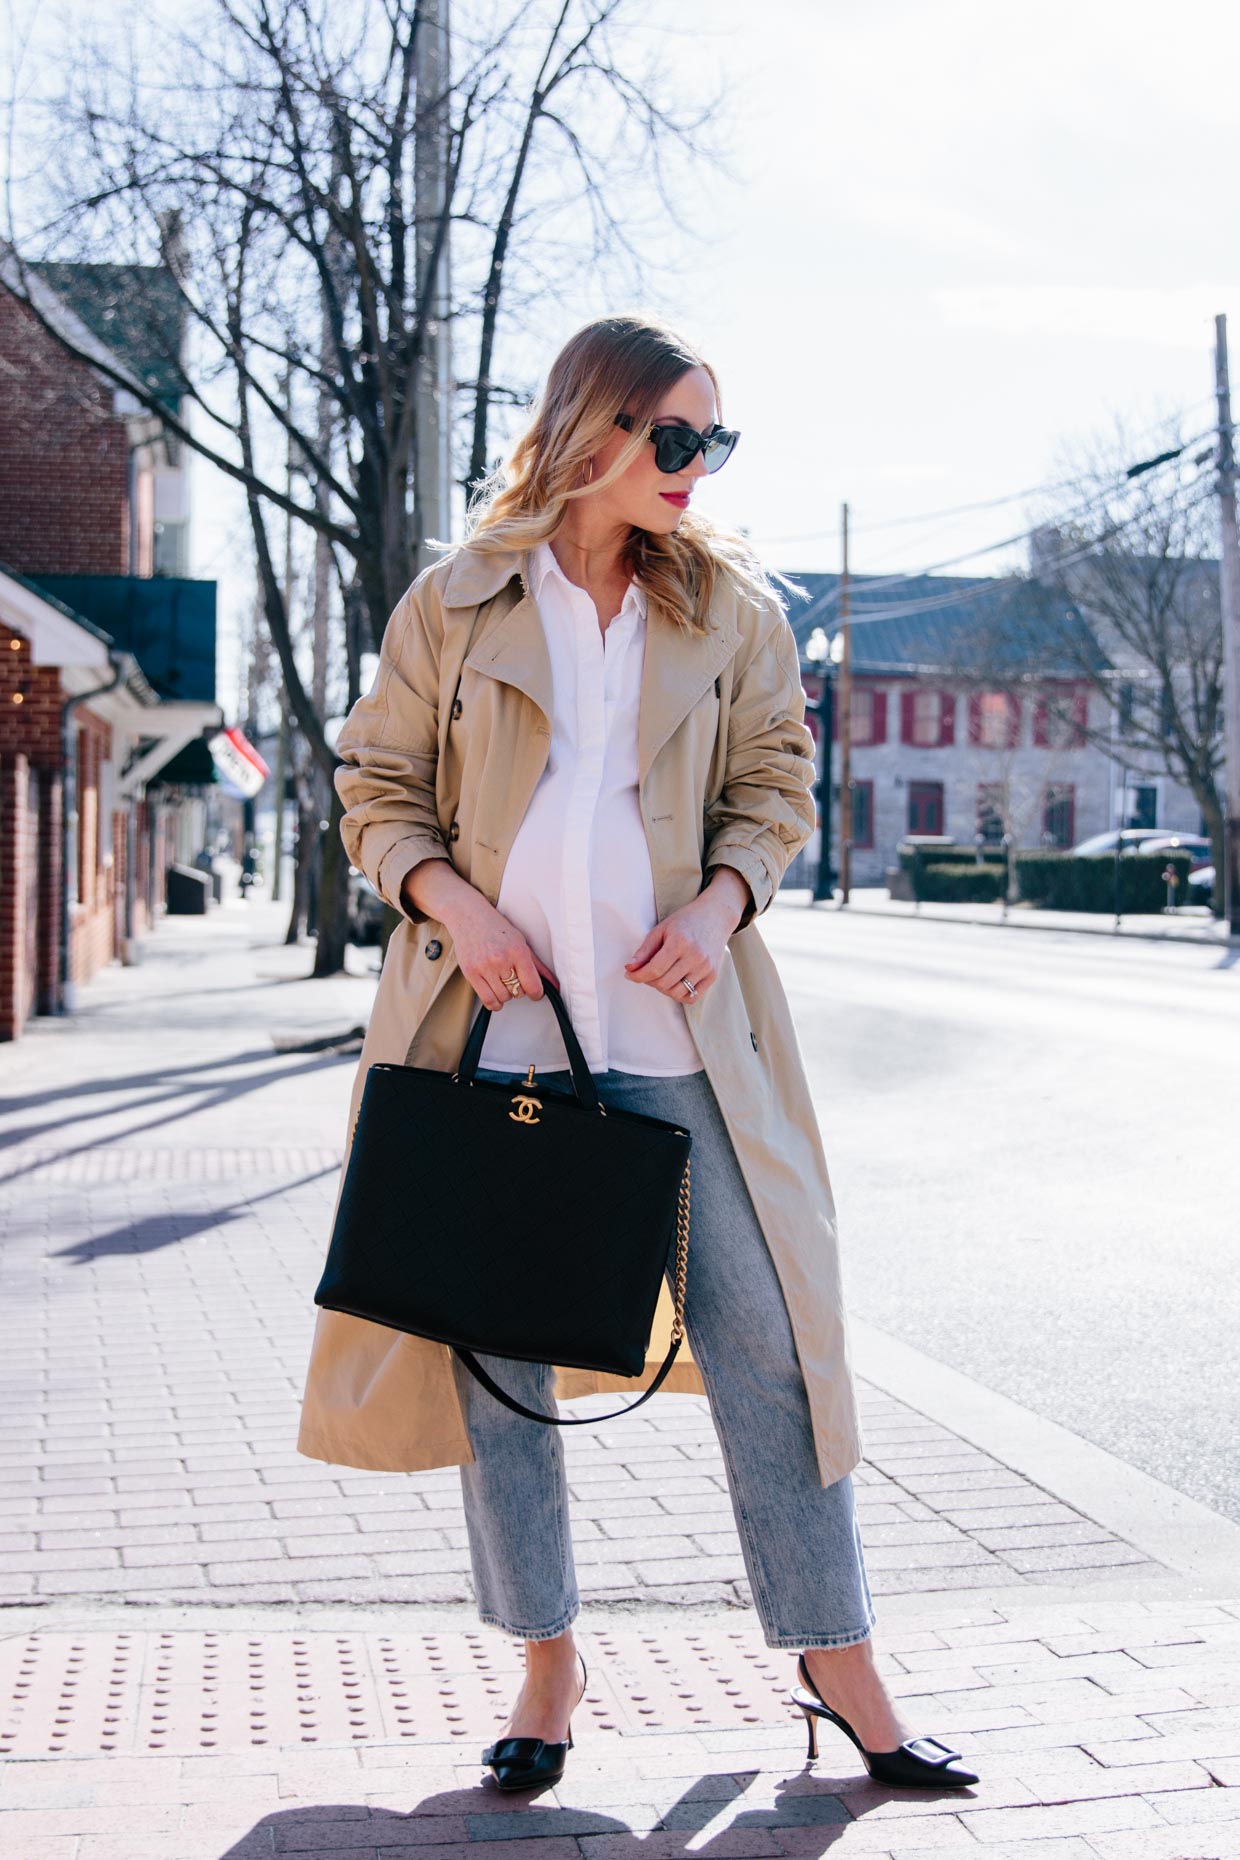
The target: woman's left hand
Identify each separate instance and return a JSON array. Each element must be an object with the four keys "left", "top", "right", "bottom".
[{"left": 624, "top": 871, "right": 750, "bottom": 1002}]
